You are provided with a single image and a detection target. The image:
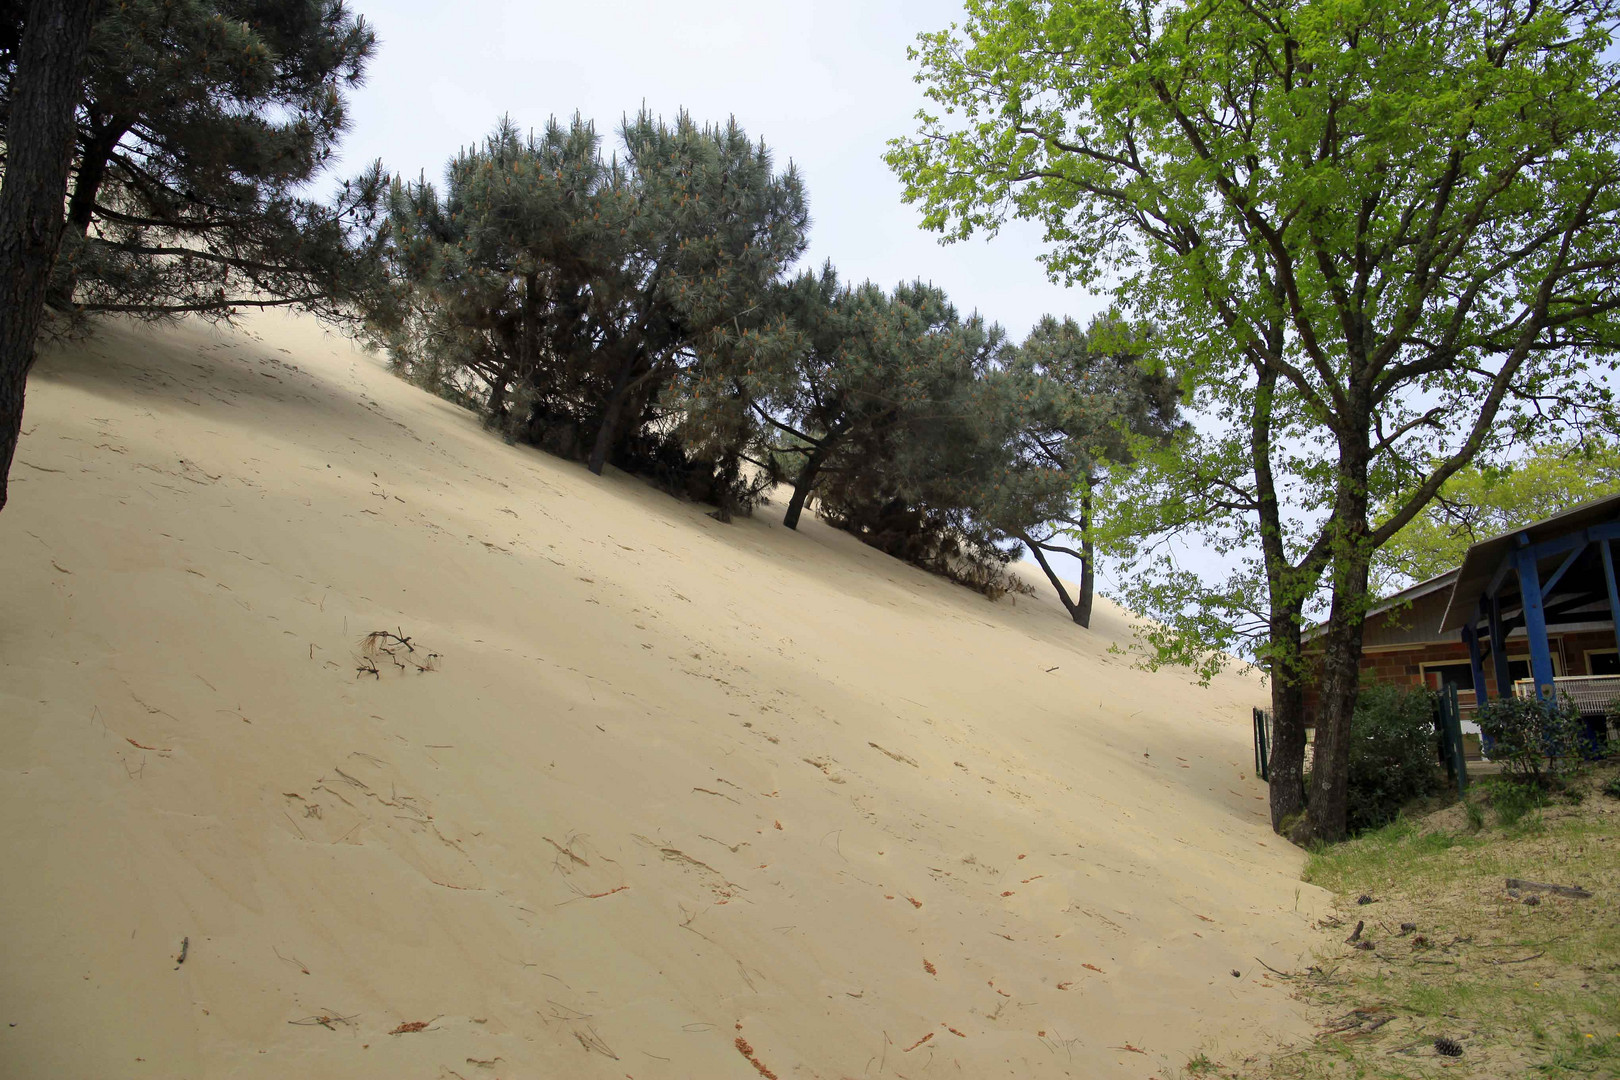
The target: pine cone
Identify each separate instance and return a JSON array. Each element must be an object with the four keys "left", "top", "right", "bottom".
[{"left": 1434, "top": 1037, "right": 1463, "bottom": 1057}]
